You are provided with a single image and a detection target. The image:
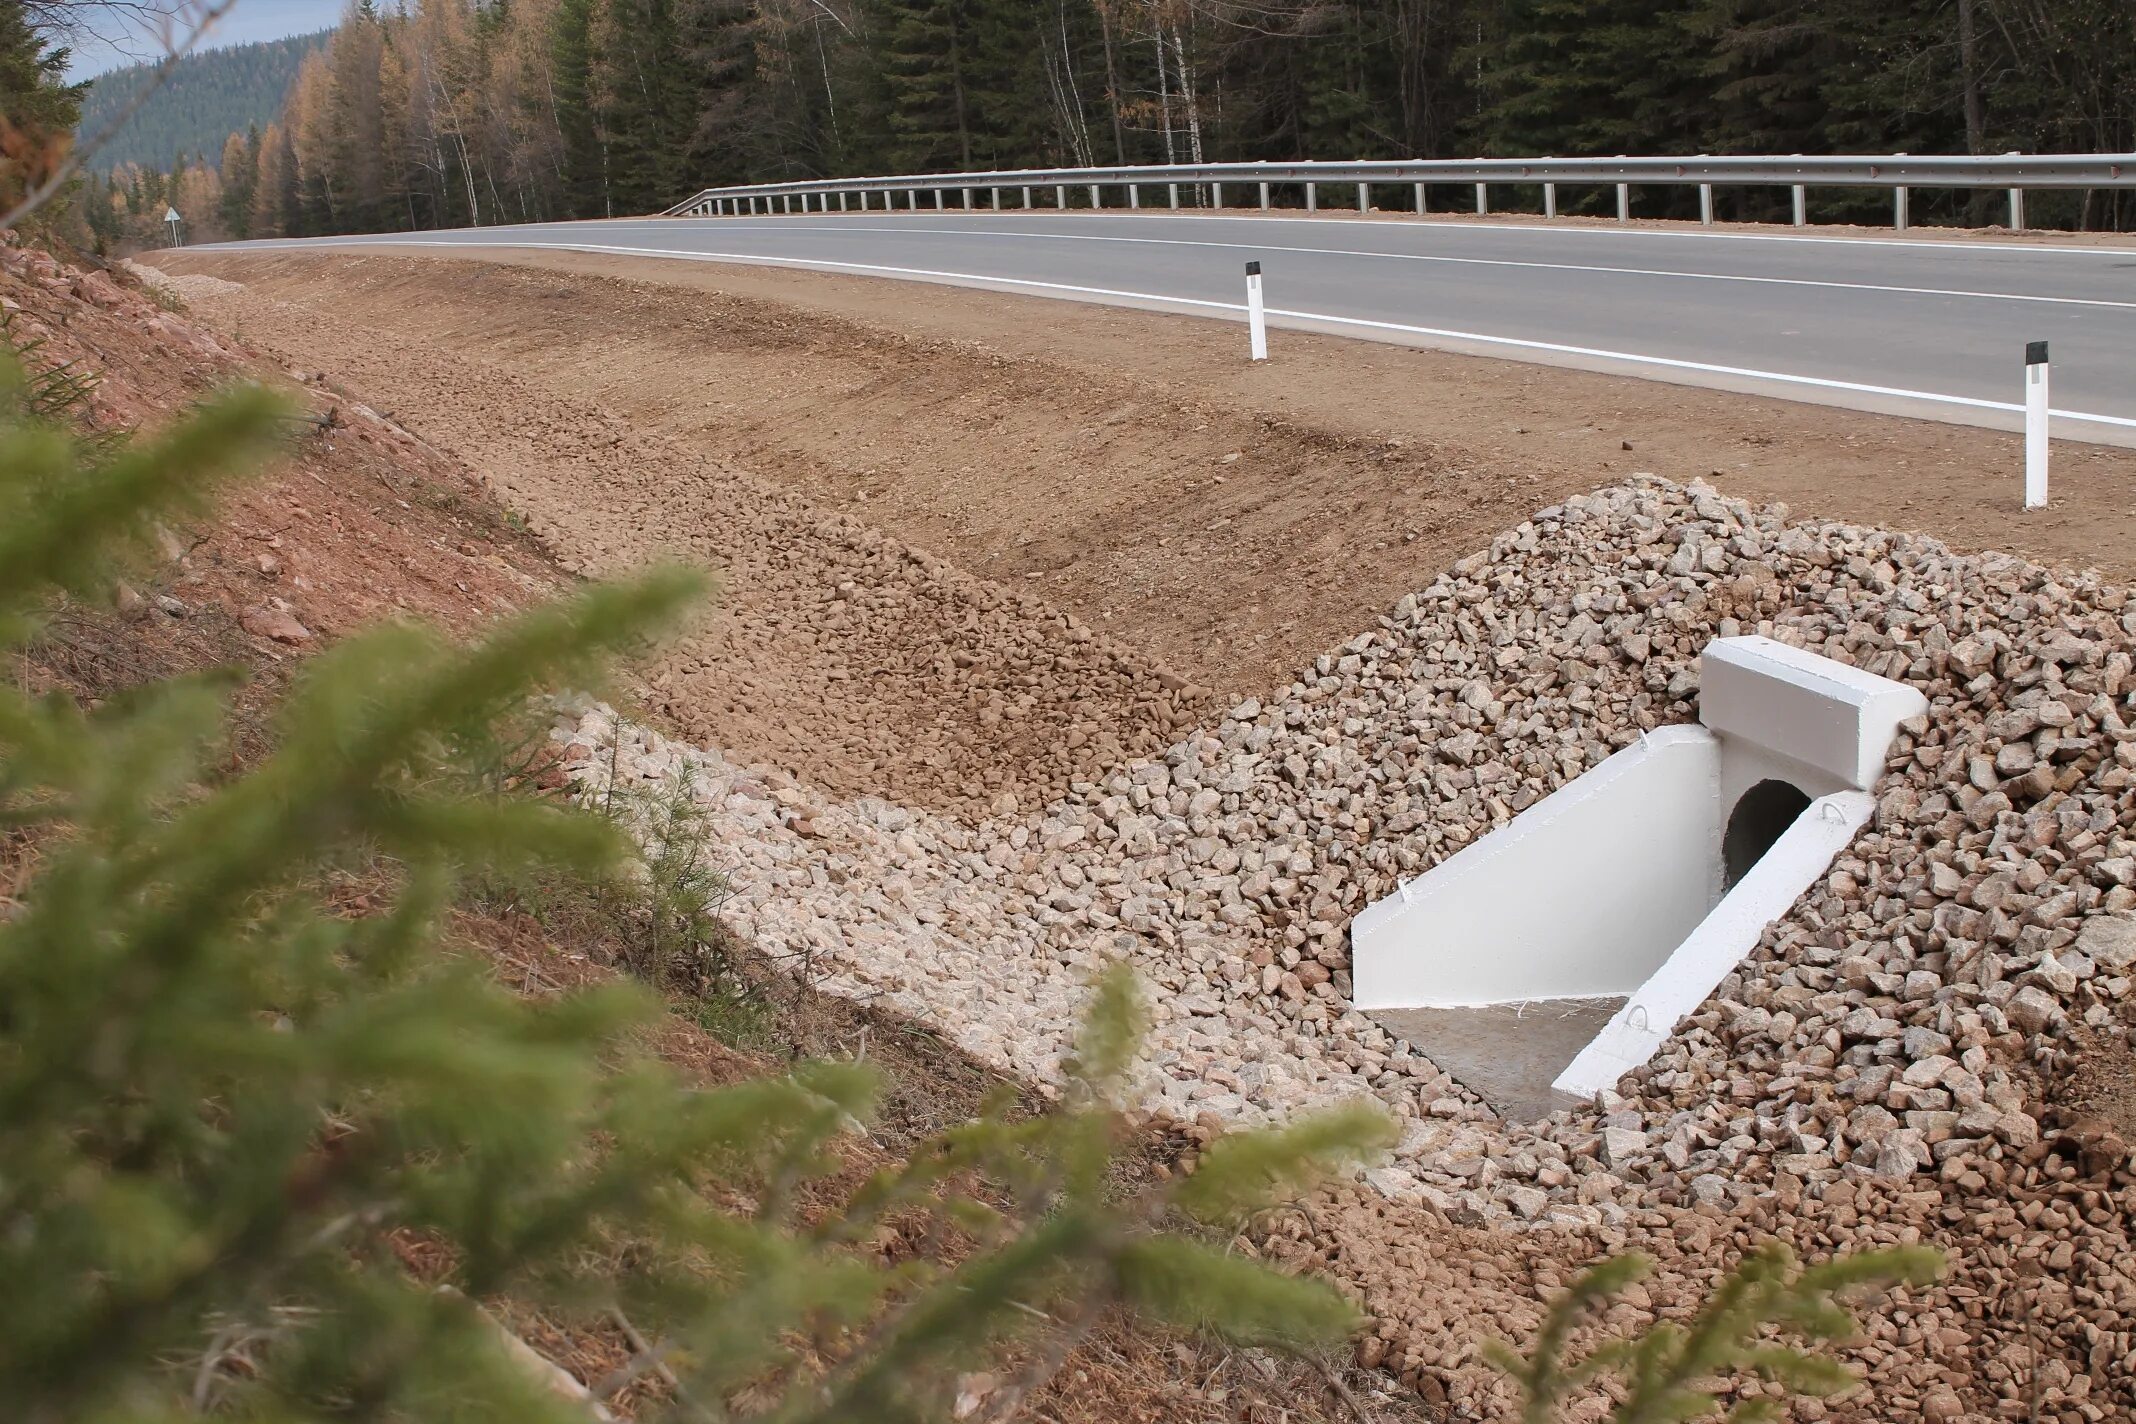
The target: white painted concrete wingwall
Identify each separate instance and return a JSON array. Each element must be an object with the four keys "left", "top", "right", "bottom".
[
  {"left": 1351, "top": 726, "right": 1724, "bottom": 1010},
  {"left": 1351, "top": 635, "right": 1927, "bottom": 1107}
]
